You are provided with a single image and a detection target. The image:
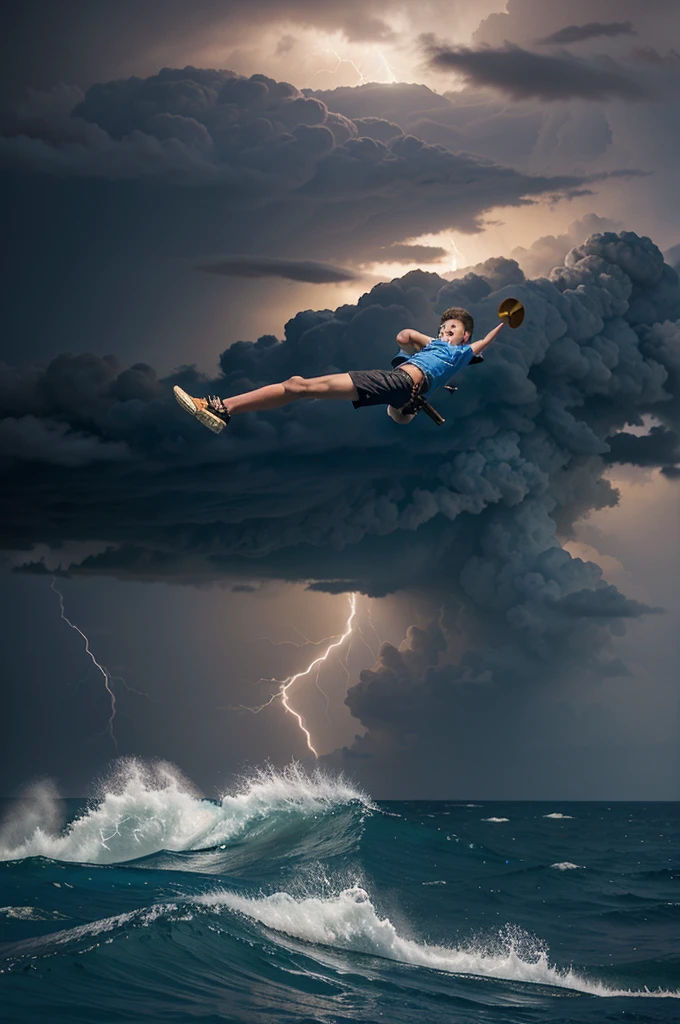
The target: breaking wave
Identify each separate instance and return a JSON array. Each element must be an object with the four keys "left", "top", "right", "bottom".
[
  {"left": 1, "top": 760, "right": 678, "bottom": 1020},
  {"left": 201, "top": 885, "right": 678, "bottom": 998},
  {"left": 0, "top": 759, "right": 372, "bottom": 864}
]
